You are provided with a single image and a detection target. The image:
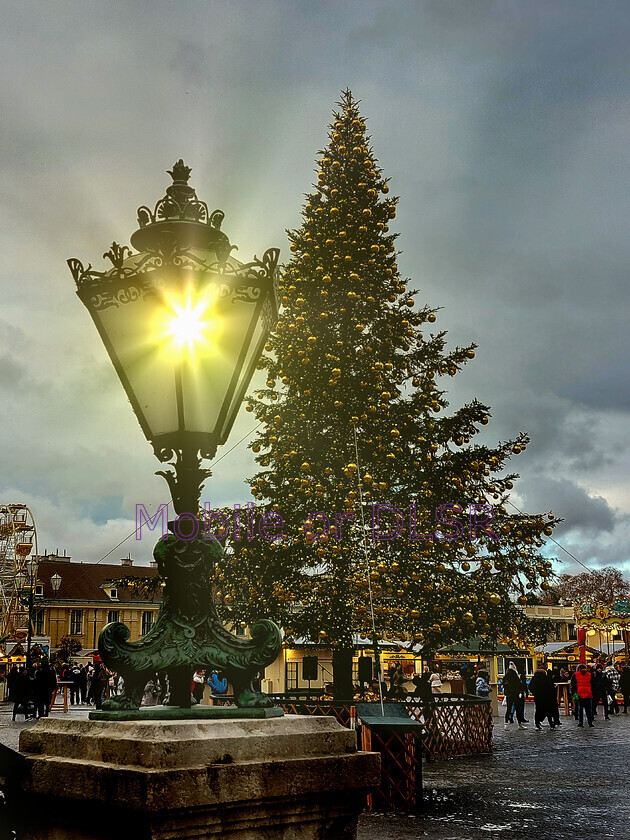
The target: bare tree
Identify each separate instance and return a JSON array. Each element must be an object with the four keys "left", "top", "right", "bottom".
[{"left": 555, "top": 567, "right": 629, "bottom": 606}]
